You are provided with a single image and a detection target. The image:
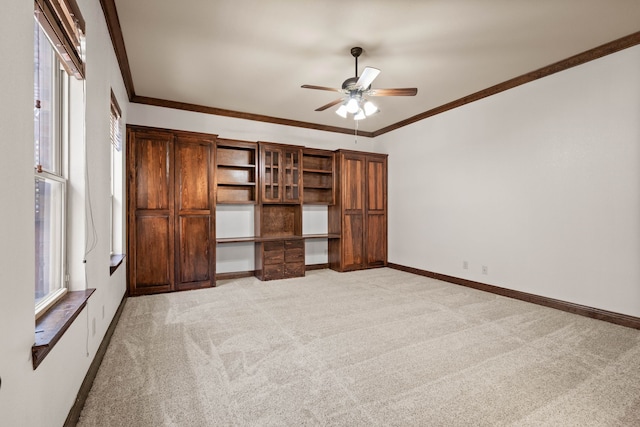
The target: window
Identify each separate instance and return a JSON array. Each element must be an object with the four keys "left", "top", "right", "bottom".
[
  {"left": 110, "top": 92, "right": 124, "bottom": 259},
  {"left": 34, "top": 20, "right": 70, "bottom": 316}
]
